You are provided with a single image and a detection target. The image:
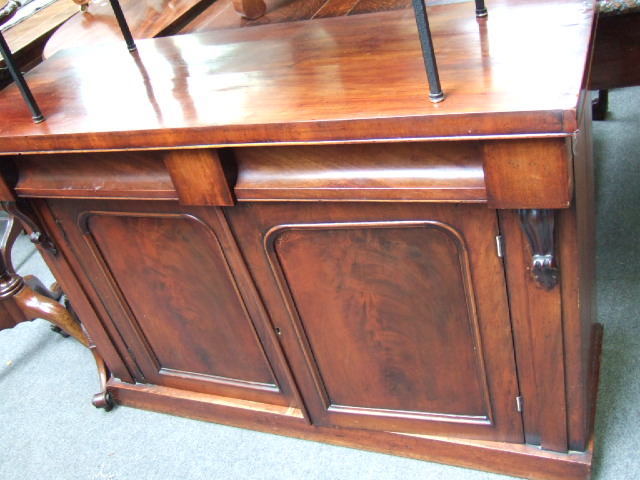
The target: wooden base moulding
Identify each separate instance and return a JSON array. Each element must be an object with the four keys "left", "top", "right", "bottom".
[
  {"left": 110, "top": 323, "right": 604, "bottom": 480},
  {"left": 109, "top": 373, "right": 597, "bottom": 480}
]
